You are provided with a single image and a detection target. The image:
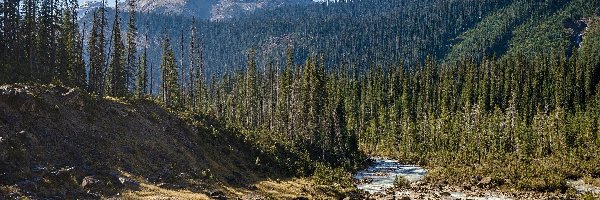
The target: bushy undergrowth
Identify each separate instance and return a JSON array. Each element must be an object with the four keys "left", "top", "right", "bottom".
[
  {"left": 425, "top": 151, "right": 600, "bottom": 192},
  {"left": 312, "top": 163, "right": 353, "bottom": 188},
  {"left": 393, "top": 176, "right": 411, "bottom": 188}
]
